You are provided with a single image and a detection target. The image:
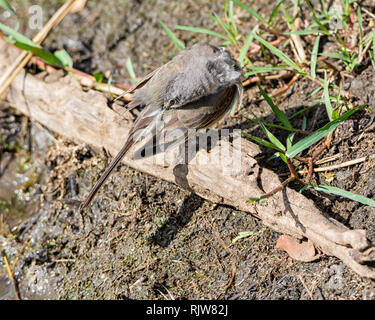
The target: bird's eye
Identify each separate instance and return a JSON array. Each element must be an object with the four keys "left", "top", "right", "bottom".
[
  {"left": 206, "top": 60, "right": 217, "bottom": 74},
  {"left": 211, "top": 46, "right": 220, "bottom": 54},
  {"left": 233, "top": 63, "right": 241, "bottom": 71}
]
